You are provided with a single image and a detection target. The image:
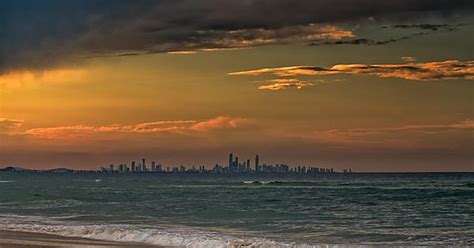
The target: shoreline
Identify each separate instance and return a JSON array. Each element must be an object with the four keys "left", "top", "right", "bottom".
[{"left": 0, "top": 230, "right": 167, "bottom": 248}]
